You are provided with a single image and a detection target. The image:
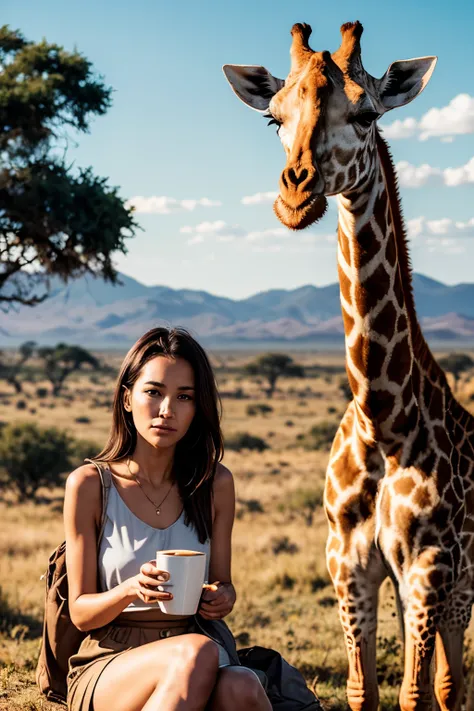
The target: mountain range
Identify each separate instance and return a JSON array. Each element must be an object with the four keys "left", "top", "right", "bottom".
[{"left": 2, "top": 272, "right": 474, "bottom": 347}]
